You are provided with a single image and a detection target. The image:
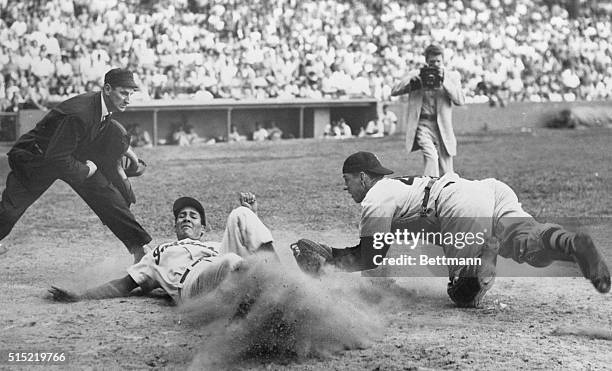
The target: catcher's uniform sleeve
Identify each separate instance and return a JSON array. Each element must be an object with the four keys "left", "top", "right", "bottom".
[{"left": 332, "top": 236, "right": 390, "bottom": 272}]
